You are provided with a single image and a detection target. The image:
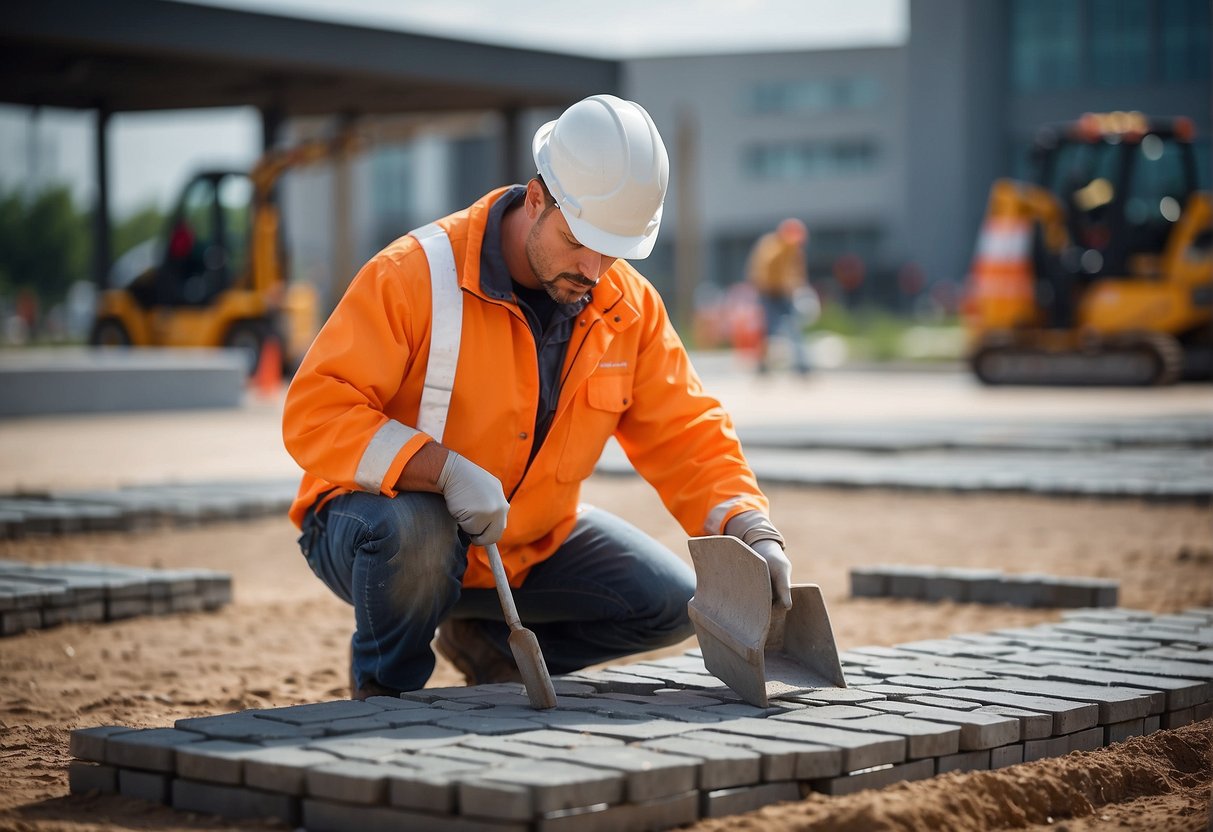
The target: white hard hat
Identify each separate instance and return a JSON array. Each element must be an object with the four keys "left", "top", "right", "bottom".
[{"left": 532, "top": 94, "right": 669, "bottom": 260}]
